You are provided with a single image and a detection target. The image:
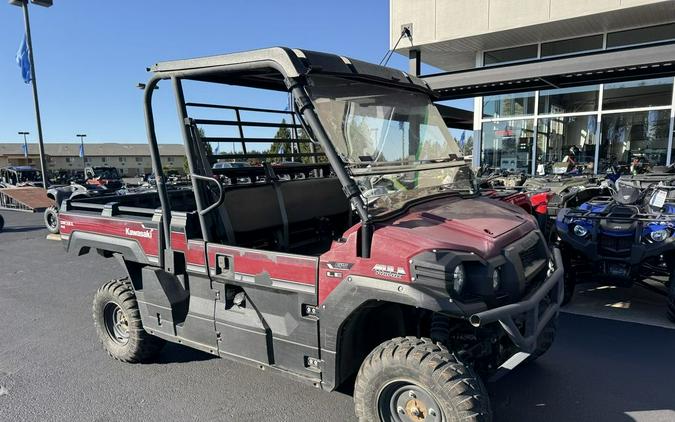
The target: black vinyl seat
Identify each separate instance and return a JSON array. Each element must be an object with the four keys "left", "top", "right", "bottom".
[{"left": 219, "top": 177, "right": 350, "bottom": 253}]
